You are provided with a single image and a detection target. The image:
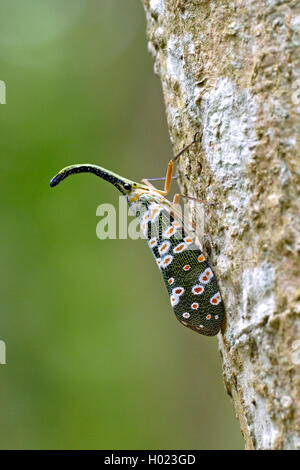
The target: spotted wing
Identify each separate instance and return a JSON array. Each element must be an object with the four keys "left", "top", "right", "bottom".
[{"left": 137, "top": 196, "right": 224, "bottom": 336}]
